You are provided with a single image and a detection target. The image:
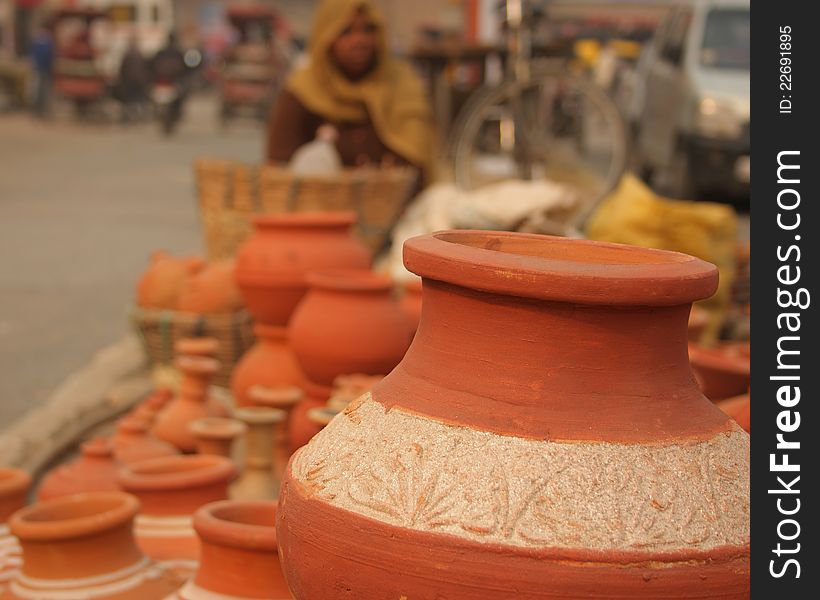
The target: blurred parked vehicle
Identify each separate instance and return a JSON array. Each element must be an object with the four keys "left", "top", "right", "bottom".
[{"left": 631, "top": 0, "right": 750, "bottom": 199}]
